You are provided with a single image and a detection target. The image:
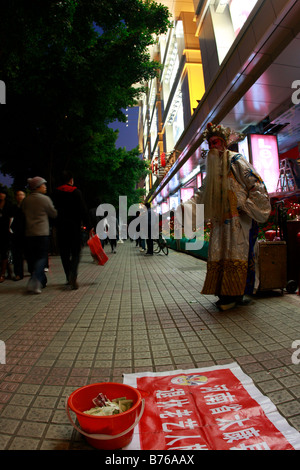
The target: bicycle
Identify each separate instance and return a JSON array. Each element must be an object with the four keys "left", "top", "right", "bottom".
[{"left": 153, "top": 235, "right": 169, "bottom": 255}]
